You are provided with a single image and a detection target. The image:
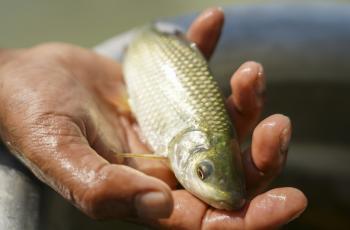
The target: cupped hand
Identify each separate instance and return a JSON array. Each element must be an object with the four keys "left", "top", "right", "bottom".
[{"left": 0, "top": 7, "right": 307, "bottom": 230}]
